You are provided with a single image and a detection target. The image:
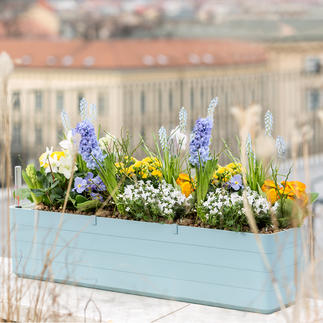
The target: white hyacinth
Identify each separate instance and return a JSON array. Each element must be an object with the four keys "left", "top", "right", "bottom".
[
  {"left": 61, "top": 110, "right": 71, "bottom": 134},
  {"left": 264, "top": 110, "right": 273, "bottom": 137},
  {"left": 276, "top": 136, "right": 286, "bottom": 158},
  {"left": 159, "top": 126, "right": 168, "bottom": 151},
  {"left": 179, "top": 107, "right": 187, "bottom": 132},
  {"left": 207, "top": 97, "right": 218, "bottom": 120},
  {"left": 79, "top": 97, "right": 88, "bottom": 121}
]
